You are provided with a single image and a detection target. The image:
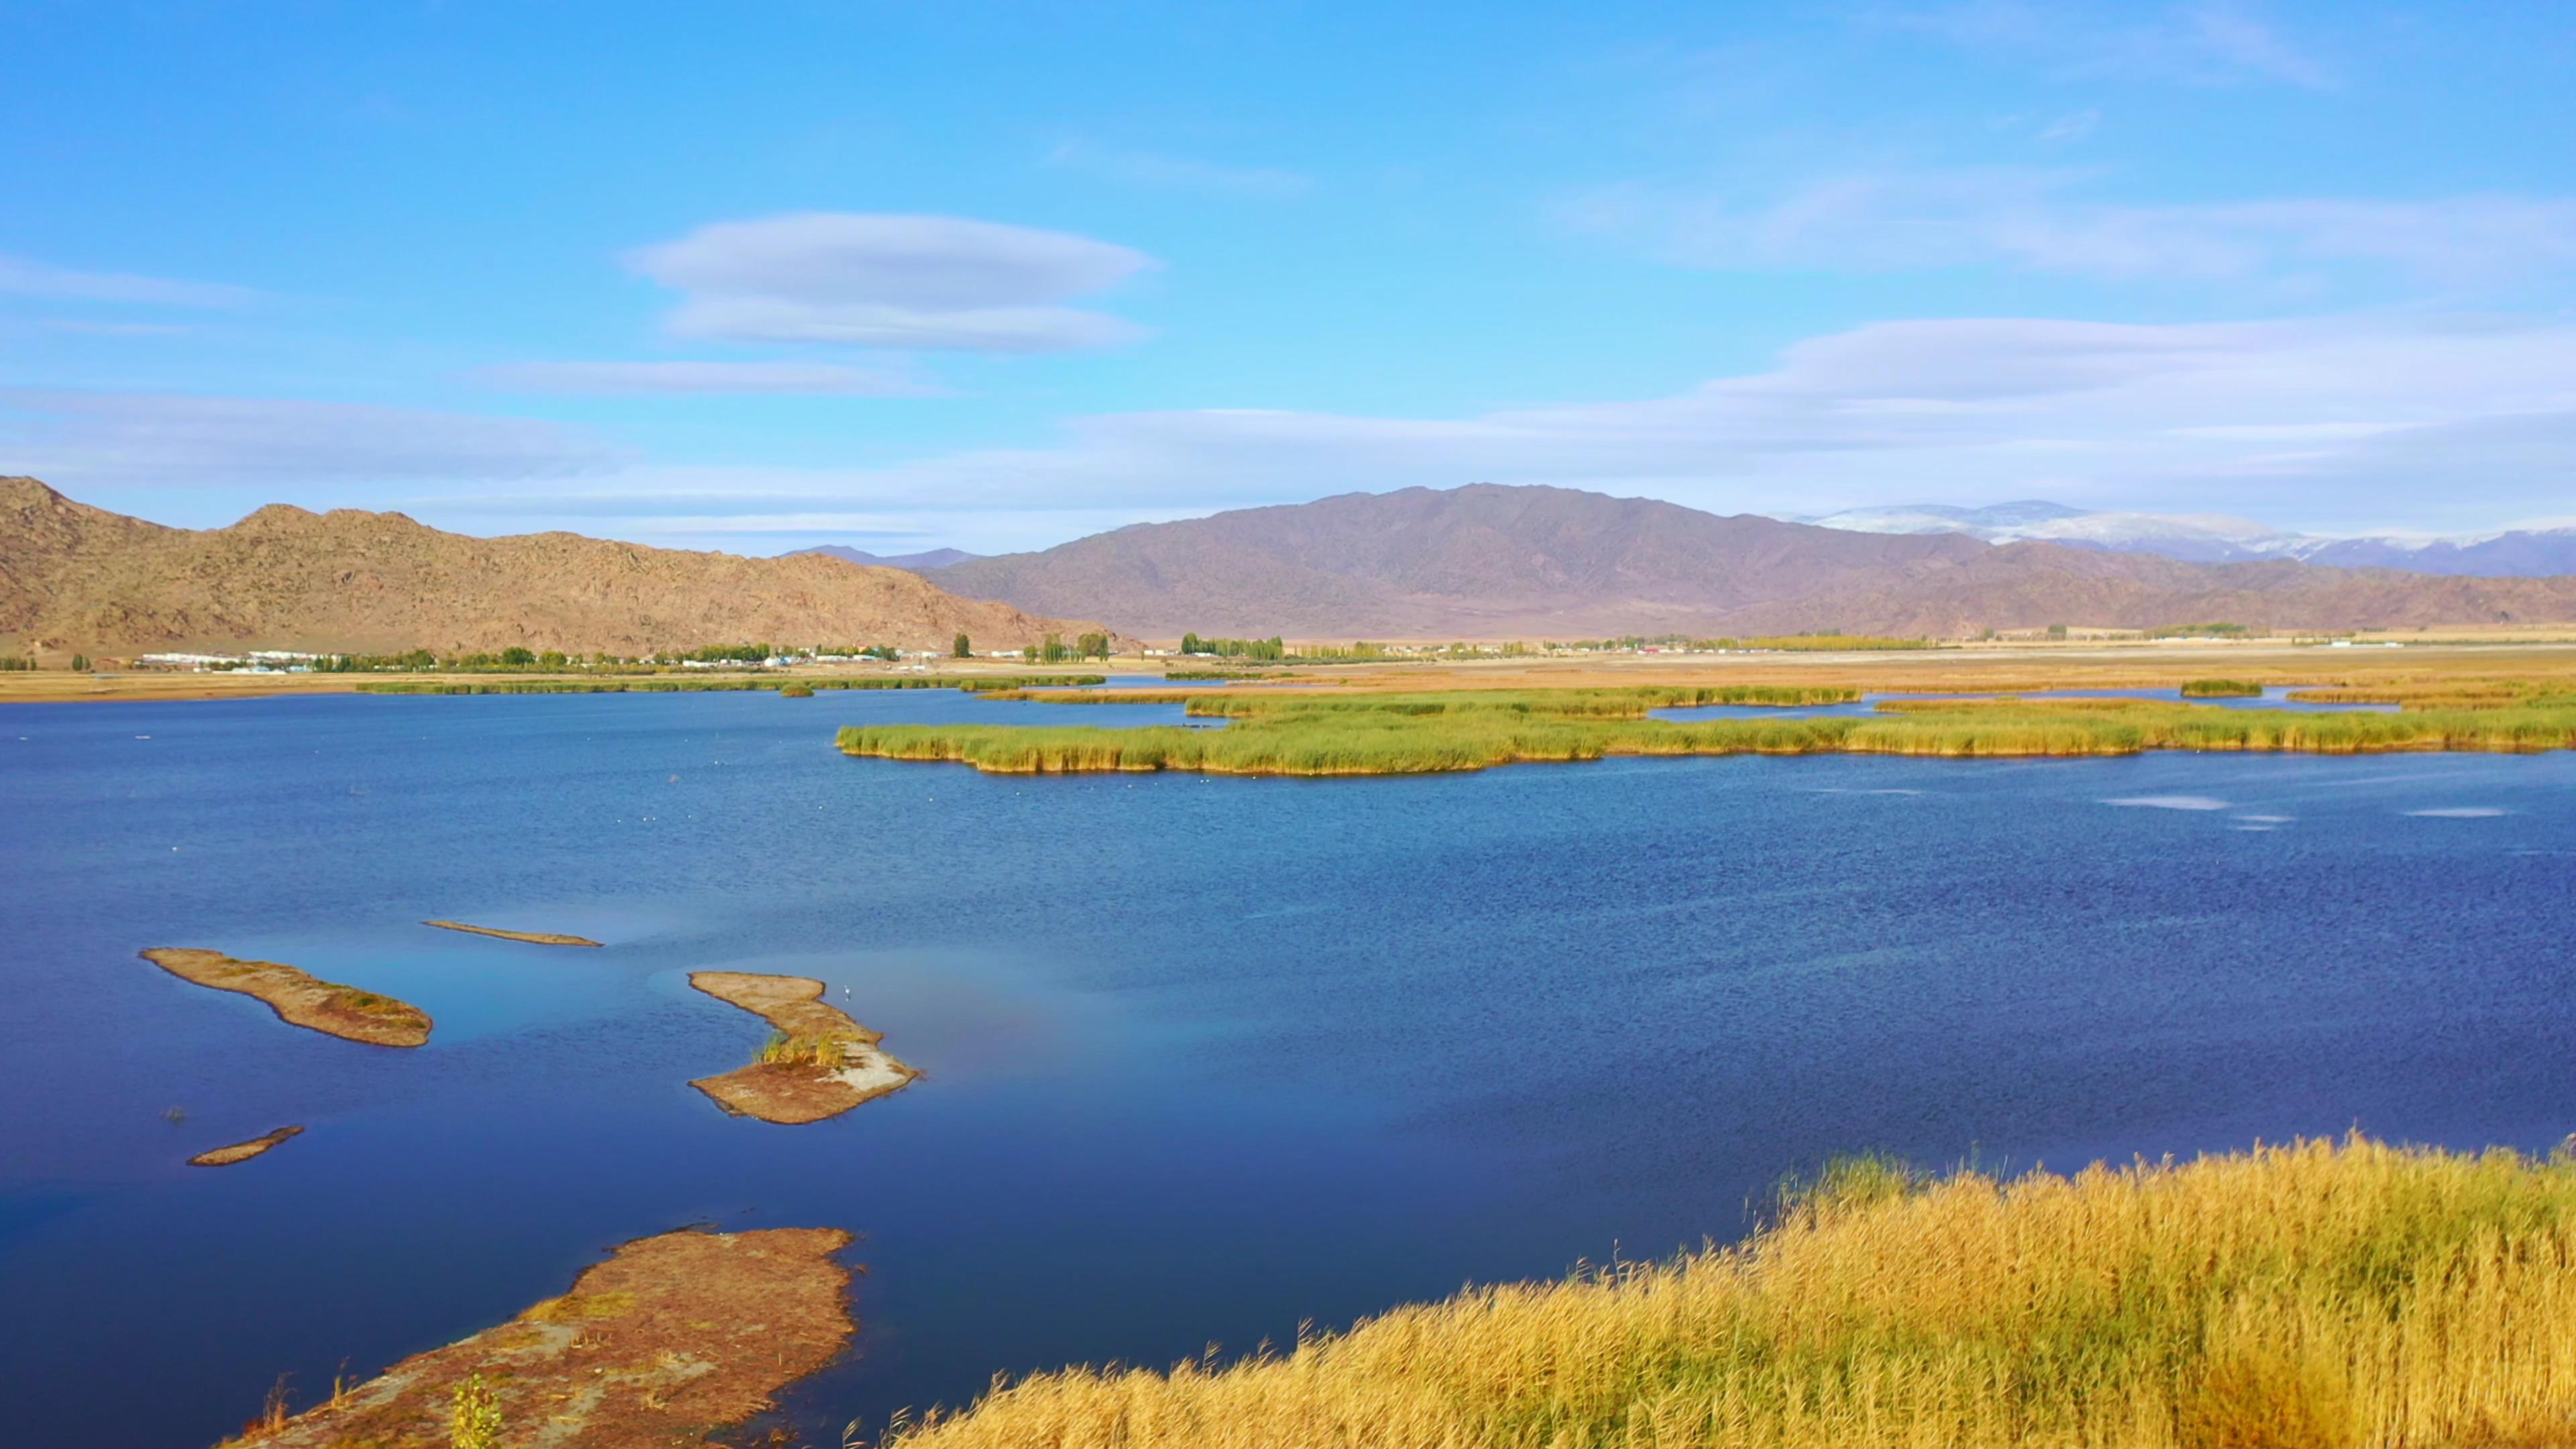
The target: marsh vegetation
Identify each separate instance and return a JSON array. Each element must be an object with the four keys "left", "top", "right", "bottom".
[
  {"left": 836, "top": 686, "right": 2576, "bottom": 776},
  {"left": 885, "top": 1136, "right": 2576, "bottom": 1449}
]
